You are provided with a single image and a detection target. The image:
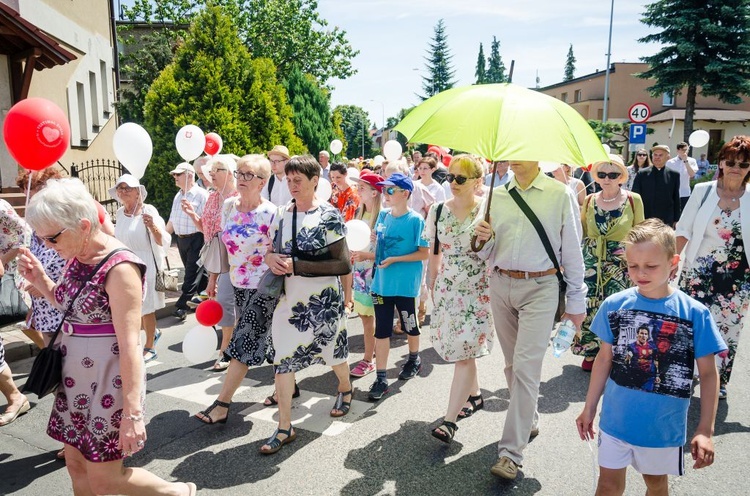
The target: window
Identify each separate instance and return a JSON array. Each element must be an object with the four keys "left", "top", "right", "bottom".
[
  {"left": 574, "top": 90, "right": 582, "bottom": 102},
  {"left": 663, "top": 91, "right": 675, "bottom": 106},
  {"left": 561, "top": 92, "right": 568, "bottom": 103}
]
